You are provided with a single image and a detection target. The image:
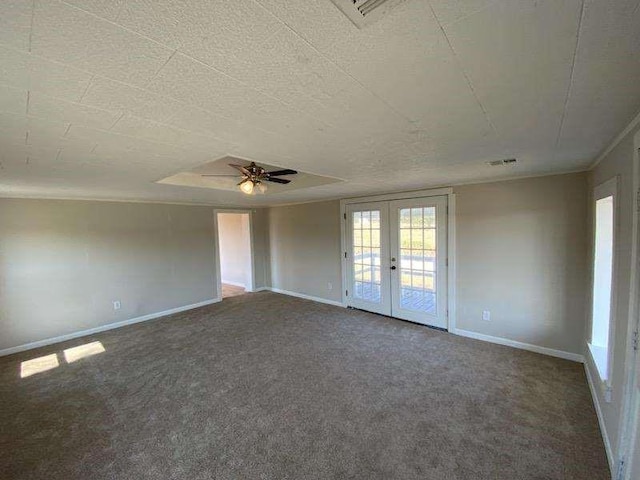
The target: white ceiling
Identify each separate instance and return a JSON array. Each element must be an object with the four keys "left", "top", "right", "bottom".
[{"left": 0, "top": 0, "right": 639, "bottom": 206}]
